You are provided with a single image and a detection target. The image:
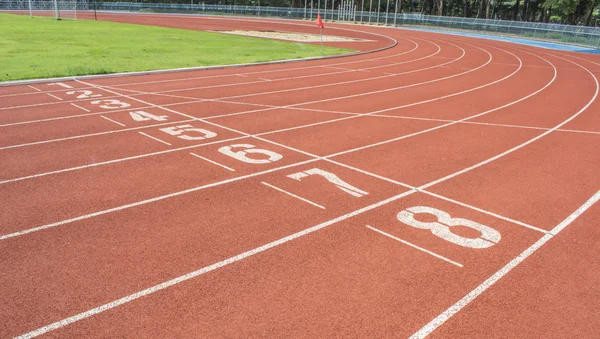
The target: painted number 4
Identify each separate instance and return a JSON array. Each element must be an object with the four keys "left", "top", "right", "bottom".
[{"left": 397, "top": 206, "right": 501, "bottom": 249}]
